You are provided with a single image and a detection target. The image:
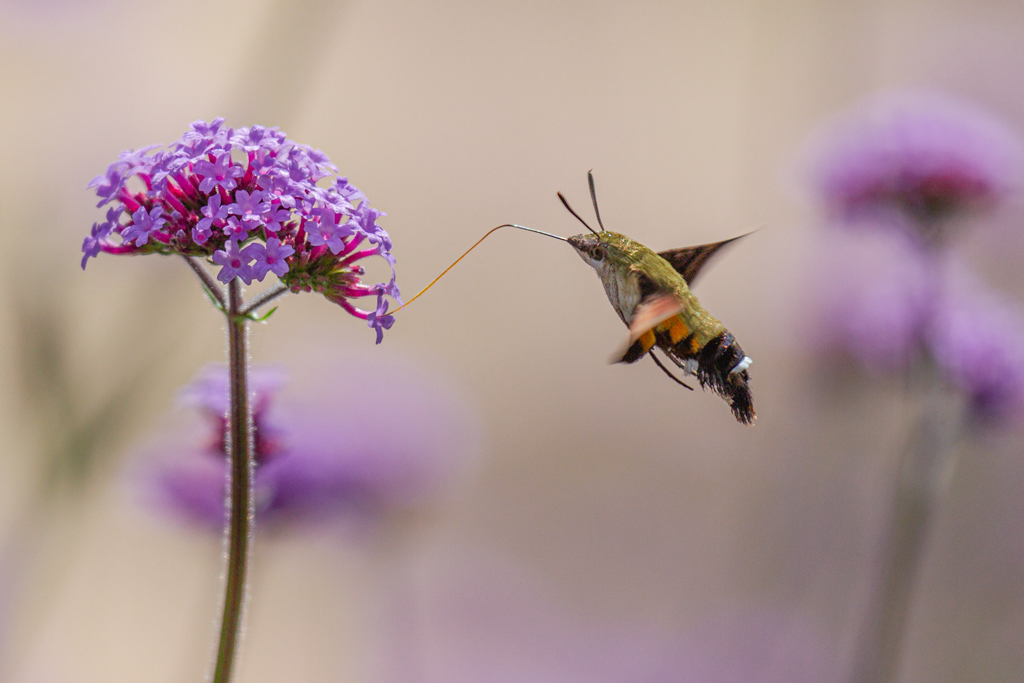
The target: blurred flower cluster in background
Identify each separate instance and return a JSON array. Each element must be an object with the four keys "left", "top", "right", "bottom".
[
  {"left": 2, "top": 1, "right": 1024, "bottom": 682},
  {"left": 138, "top": 361, "right": 477, "bottom": 531},
  {"left": 806, "top": 90, "right": 1024, "bottom": 421}
]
